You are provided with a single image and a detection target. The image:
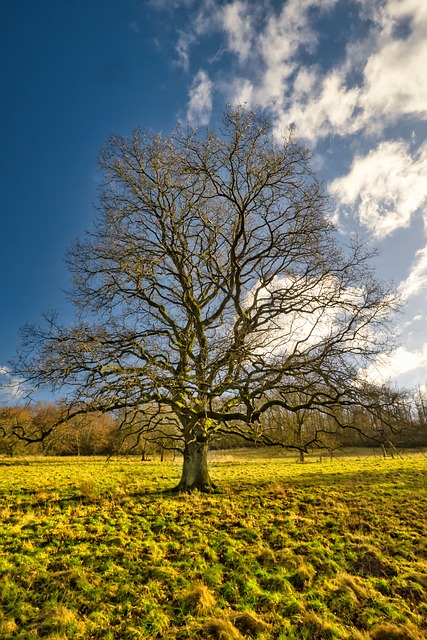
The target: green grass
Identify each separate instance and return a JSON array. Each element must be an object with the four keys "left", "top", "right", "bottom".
[{"left": 0, "top": 451, "right": 426, "bottom": 639}]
